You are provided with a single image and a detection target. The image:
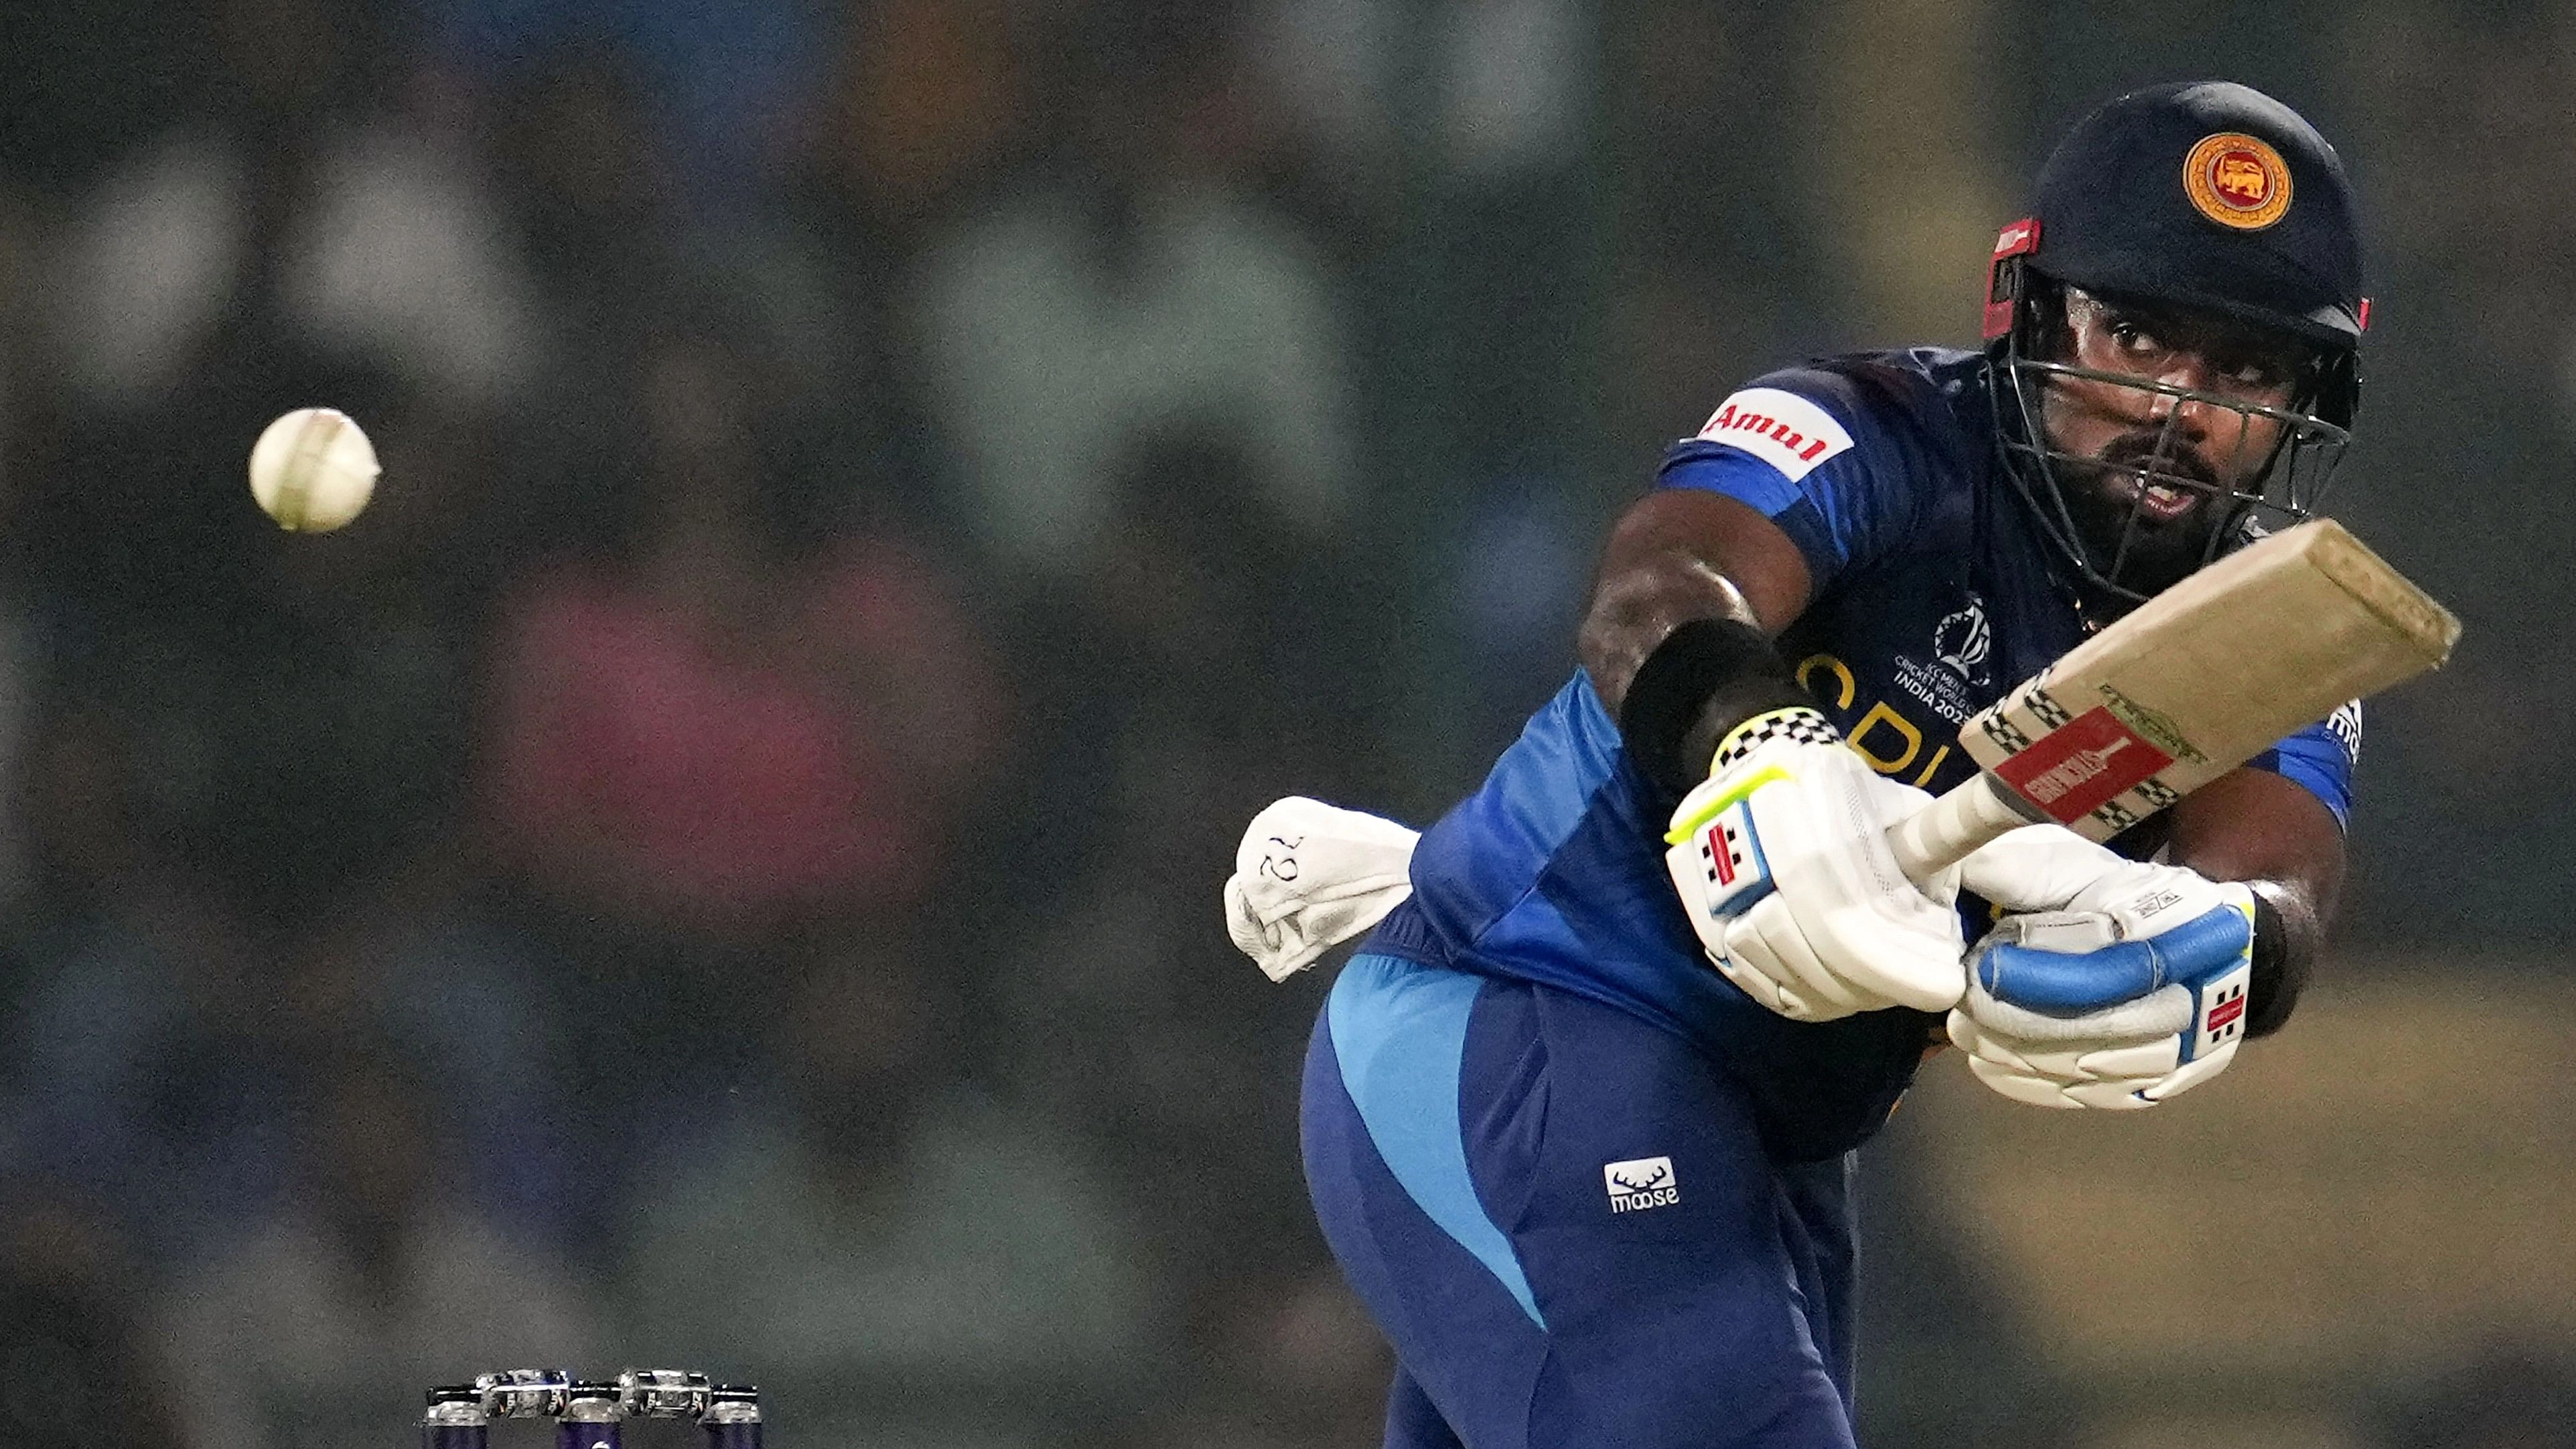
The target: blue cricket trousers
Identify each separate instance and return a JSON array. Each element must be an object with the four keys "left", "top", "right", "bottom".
[{"left": 1302, "top": 952, "right": 1861, "bottom": 1448}]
